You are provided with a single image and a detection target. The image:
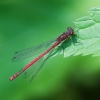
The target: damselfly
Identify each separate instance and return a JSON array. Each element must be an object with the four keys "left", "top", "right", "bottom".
[{"left": 9, "top": 27, "right": 75, "bottom": 82}]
